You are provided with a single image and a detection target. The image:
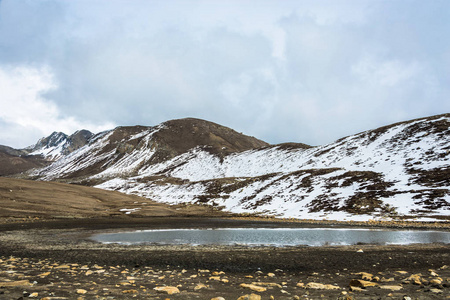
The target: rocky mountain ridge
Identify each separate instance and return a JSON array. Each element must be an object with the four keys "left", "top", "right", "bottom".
[
  {"left": 4, "top": 115, "right": 450, "bottom": 221},
  {"left": 0, "top": 130, "right": 93, "bottom": 176}
]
